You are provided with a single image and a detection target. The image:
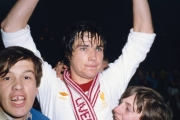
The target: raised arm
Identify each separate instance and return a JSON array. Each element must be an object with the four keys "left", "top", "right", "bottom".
[
  {"left": 133, "top": 0, "right": 153, "bottom": 33},
  {"left": 1, "top": 0, "right": 39, "bottom": 32}
]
